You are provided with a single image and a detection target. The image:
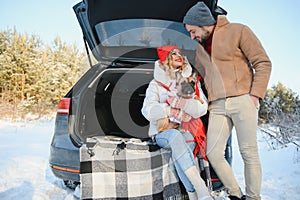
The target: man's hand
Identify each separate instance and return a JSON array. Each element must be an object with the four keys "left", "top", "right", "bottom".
[{"left": 250, "top": 95, "right": 259, "bottom": 108}]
